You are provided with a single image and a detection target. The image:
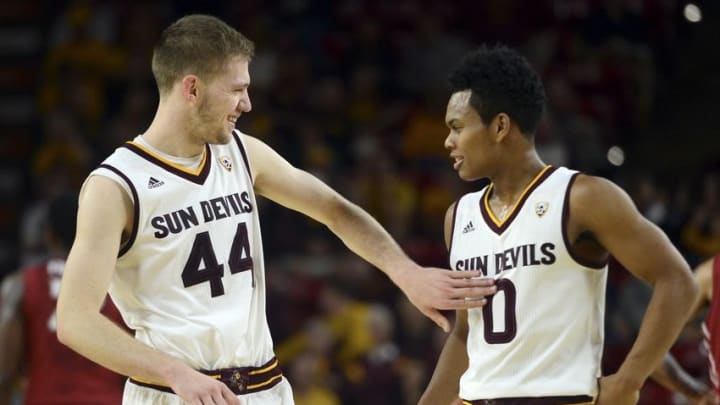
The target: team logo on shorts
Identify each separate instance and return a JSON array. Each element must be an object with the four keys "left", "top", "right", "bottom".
[
  {"left": 535, "top": 201, "right": 549, "bottom": 217},
  {"left": 219, "top": 156, "right": 232, "bottom": 171}
]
